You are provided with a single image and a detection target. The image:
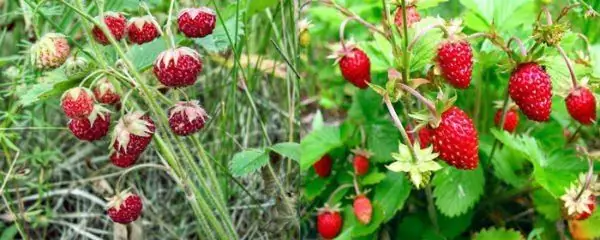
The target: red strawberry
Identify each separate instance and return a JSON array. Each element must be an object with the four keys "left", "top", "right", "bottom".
[
  {"left": 508, "top": 63, "right": 552, "bottom": 122},
  {"left": 317, "top": 207, "right": 342, "bottom": 239},
  {"left": 153, "top": 47, "right": 203, "bottom": 87},
  {"left": 107, "top": 192, "right": 143, "bottom": 224},
  {"left": 566, "top": 87, "right": 596, "bottom": 125},
  {"left": 168, "top": 101, "right": 209, "bottom": 136},
  {"left": 93, "top": 77, "right": 120, "bottom": 105},
  {"left": 394, "top": 5, "right": 421, "bottom": 28},
  {"left": 574, "top": 196, "right": 596, "bottom": 220},
  {"left": 353, "top": 155, "right": 370, "bottom": 176},
  {"left": 338, "top": 47, "right": 371, "bottom": 89},
  {"left": 68, "top": 105, "right": 111, "bottom": 141},
  {"left": 313, "top": 155, "right": 332, "bottom": 178},
  {"left": 177, "top": 7, "right": 216, "bottom": 38},
  {"left": 353, "top": 195, "right": 373, "bottom": 224},
  {"left": 436, "top": 39, "right": 473, "bottom": 89},
  {"left": 110, "top": 152, "right": 139, "bottom": 168},
  {"left": 431, "top": 106, "right": 479, "bottom": 170},
  {"left": 126, "top": 16, "right": 161, "bottom": 45},
  {"left": 494, "top": 108, "right": 519, "bottom": 133},
  {"left": 112, "top": 112, "right": 155, "bottom": 155},
  {"left": 92, "top": 12, "right": 127, "bottom": 45},
  {"left": 406, "top": 124, "right": 432, "bottom": 148},
  {"left": 61, "top": 87, "right": 95, "bottom": 119}
]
